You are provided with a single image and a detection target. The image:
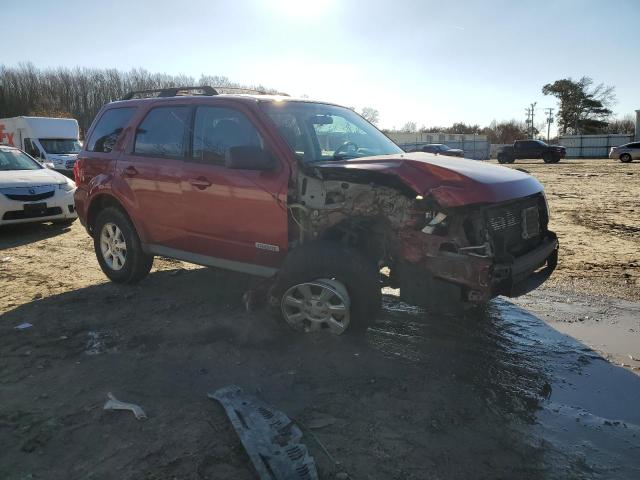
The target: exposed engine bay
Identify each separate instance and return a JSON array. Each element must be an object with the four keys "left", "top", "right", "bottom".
[{"left": 287, "top": 166, "right": 558, "bottom": 307}]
